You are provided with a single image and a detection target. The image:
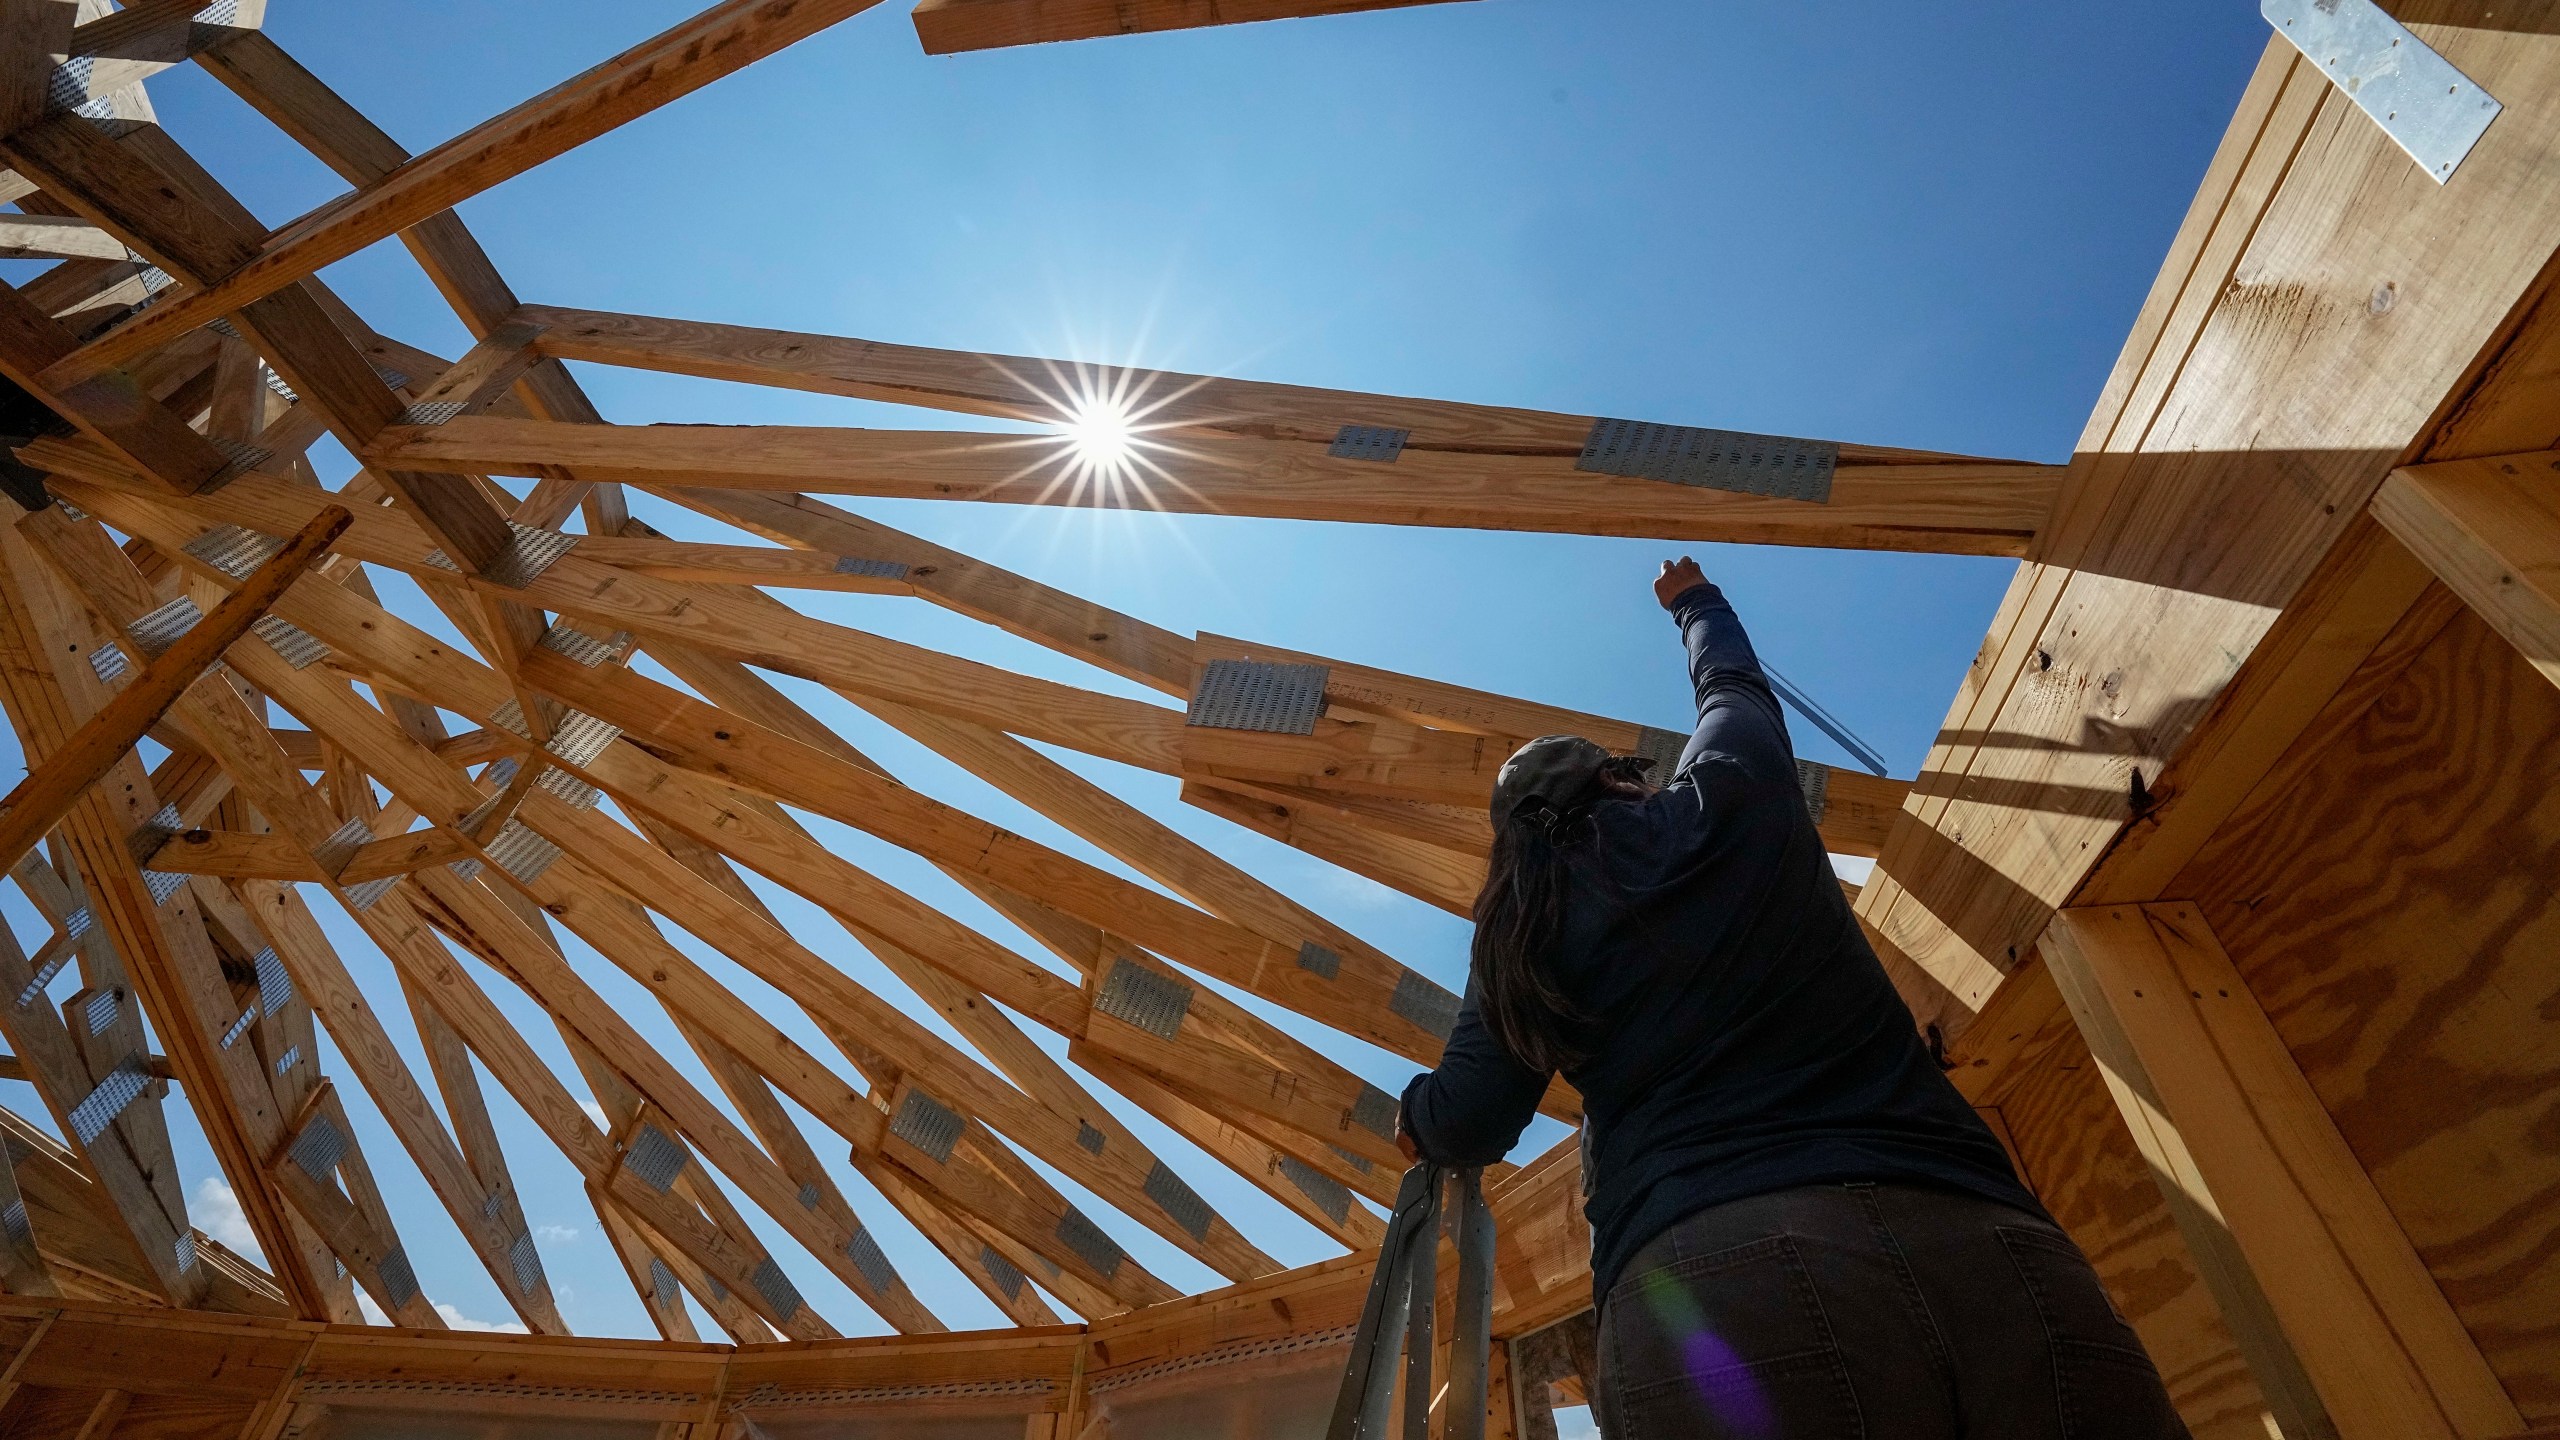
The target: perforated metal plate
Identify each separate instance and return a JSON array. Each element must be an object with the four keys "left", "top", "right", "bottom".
[
  {"left": 205, "top": 435, "right": 272, "bottom": 488},
  {"left": 1054, "top": 1208, "right": 1125, "bottom": 1278},
  {"left": 2264, "top": 0, "right": 2500, "bottom": 182},
  {"left": 254, "top": 946, "right": 294, "bottom": 1014},
  {"left": 183, "top": 523, "right": 284, "bottom": 580},
  {"left": 127, "top": 596, "right": 204, "bottom": 659},
  {"left": 1296, "top": 940, "right": 1341, "bottom": 979},
  {"left": 1794, "top": 759, "right": 1830, "bottom": 825},
  {"left": 797, "top": 1181, "right": 822, "bottom": 1210},
  {"left": 272, "top": 1044, "right": 301, "bottom": 1075},
  {"left": 539, "top": 625, "right": 626, "bottom": 667},
  {"left": 1576, "top": 419, "right": 1836, "bottom": 503},
  {"left": 341, "top": 876, "right": 401, "bottom": 911},
  {"left": 0, "top": 1199, "right": 30, "bottom": 1249},
  {"left": 889, "top": 1089, "right": 964, "bottom": 1164},
  {"left": 1348, "top": 1083, "right": 1398, "bottom": 1141},
  {"left": 979, "top": 1244, "right": 1026, "bottom": 1301},
  {"left": 486, "top": 819, "right": 564, "bottom": 884},
  {"left": 289, "top": 1113, "right": 347, "bottom": 1177},
  {"left": 70, "top": 1054, "right": 150, "bottom": 1145},
  {"left": 1145, "top": 1161, "right": 1212, "bottom": 1241},
  {"left": 545, "top": 711, "right": 624, "bottom": 769},
  {"left": 483, "top": 522, "right": 581, "bottom": 590},
  {"left": 1186, "top": 659, "right": 1329, "bottom": 735},
  {"left": 398, "top": 400, "right": 468, "bottom": 427},
  {"left": 1633, "top": 725, "right": 1687, "bottom": 775},
  {"left": 18, "top": 949, "right": 71, "bottom": 1010},
  {"left": 46, "top": 56, "right": 92, "bottom": 111},
  {"left": 1094, "top": 959, "right": 1192, "bottom": 1039},
  {"left": 834, "top": 555, "right": 912, "bottom": 581},
  {"left": 172, "top": 1232, "right": 197, "bottom": 1273},
  {"left": 536, "top": 767, "right": 602, "bottom": 812},
  {"left": 1076, "top": 1122, "right": 1106, "bottom": 1154},
  {"left": 87, "top": 643, "right": 129, "bottom": 686},
  {"left": 845, "top": 1228, "right": 897, "bottom": 1293},
  {"left": 377, "top": 1245, "right": 419, "bottom": 1308},
  {"left": 1329, "top": 1143, "right": 1374, "bottom": 1175},
  {"left": 311, "top": 816, "right": 371, "bottom": 878},
  {"left": 1328, "top": 425, "right": 1409, "bottom": 463},
  {"left": 249, "top": 615, "right": 329, "bottom": 669},
  {"left": 751, "top": 1256, "right": 803, "bottom": 1320},
  {"left": 1390, "top": 971, "right": 1460, "bottom": 1041},
  {"left": 62, "top": 906, "right": 89, "bottom": 942},
  {"left": 625, "top": 1124, "right": 690, "bottom": 1193},
  {"left": 509, "top": 1231, "right": 543, "bottom": 1292},
  {"left": 650, "top": 1258, "right": 680, "bottom": 1302},
  {"left": 371, "top": 361, "right": 410, "bottom": 390},
  {"left": 83, "top": 987, "right": 119, "bottom": 1036},
  {"left": 140, "top": 869, "right": 188, "bottom": 905},
  {"left": 1279, "top": 1157, "right": 1352, "bottom": 1224},
  {"left": 219, "top": 1003, "right": 258, "bottom": 1049},
  {"left": 128, "top": 804, "right": 183, "bottom": 866}
]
